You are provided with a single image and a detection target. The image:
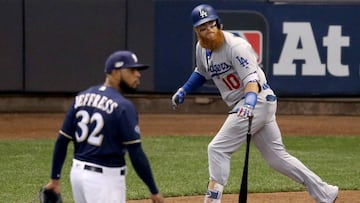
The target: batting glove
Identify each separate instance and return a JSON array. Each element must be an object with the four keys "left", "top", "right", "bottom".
[
  {"left": 237, "top": 91, "right": 257, "bottom": 118},
  {"left": 237, "top": 104, "right": 254, "bottom": 118},
  {"left": 171, "top": 87, "right": 186, "bottom": 109}
]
